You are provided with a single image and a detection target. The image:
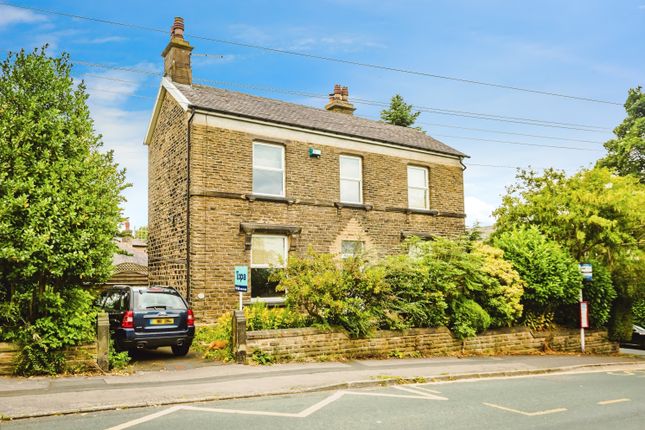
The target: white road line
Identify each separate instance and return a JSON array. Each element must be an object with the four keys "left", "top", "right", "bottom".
[
  {"left": 483, "top": 402, "right": 567, "bottom": 416},
  {"left": 182, "top": 405, "right": 300, "bottom": 418},
  {"left": 104, "top": 405, "right": 183, "bottom": 430},
  {"left": 411, "top": 385, "right": 442, "bottom": 394},
  {"left": 393, "top": 385, "right": 449, "bottom": 400},
  {"left": 598, "top": 398, "right": 631, "bottom": 405},
  {"left": 107, "top": 388, "right": 448, "bottom": 429},
  {"left": 607, "top": 371, "right": 635, "bottom": 376},
  {"left": 296, "top": 390, "right": 346, "bottom": 417}
]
